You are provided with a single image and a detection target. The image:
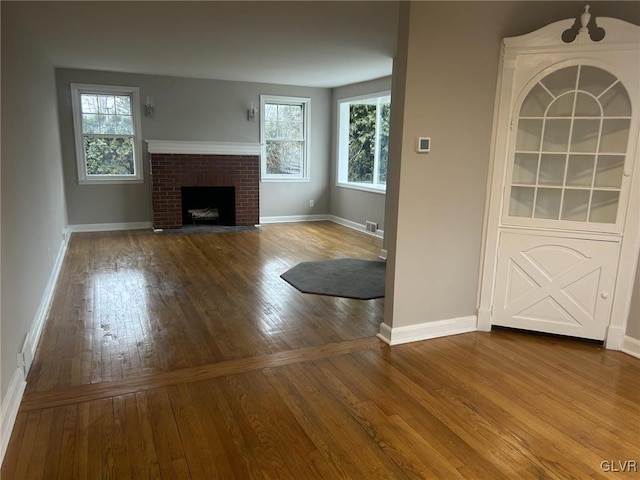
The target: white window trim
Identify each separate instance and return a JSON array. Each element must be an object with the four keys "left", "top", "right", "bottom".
[
  {"left": 336, "top": 91, "right": 390, "bottom": 193},
  {"left": 71, "top": 83, "right": 144, "bottom": 185},
  {"left": 260, "top": 94, "right": 311, "bottom": 182}
]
